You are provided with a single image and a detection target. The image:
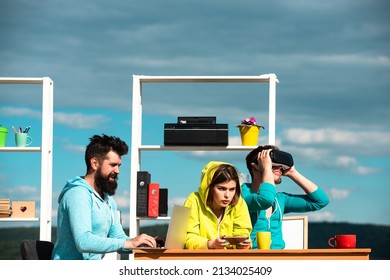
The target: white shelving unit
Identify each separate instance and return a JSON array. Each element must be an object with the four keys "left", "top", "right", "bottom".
[
  {"left": 129, "top": 74, "right": 279, "bottom": 239},
  {"left": 0, "top": 77, "right": 53, "bottom": 241}
]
